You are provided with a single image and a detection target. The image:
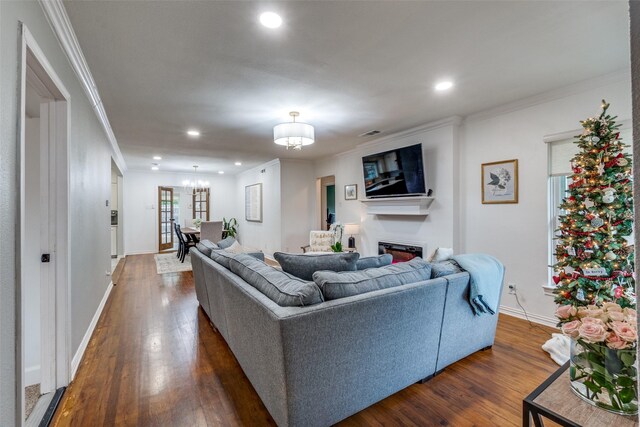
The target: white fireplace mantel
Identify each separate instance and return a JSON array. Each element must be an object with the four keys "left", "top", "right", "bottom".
[{"left": 359, "top": 196, "right": 435, "bottom": 216}]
